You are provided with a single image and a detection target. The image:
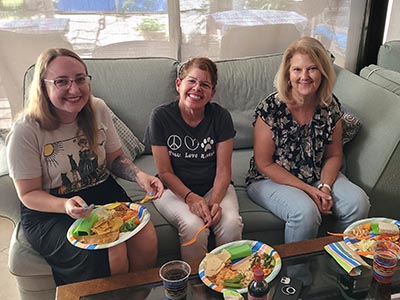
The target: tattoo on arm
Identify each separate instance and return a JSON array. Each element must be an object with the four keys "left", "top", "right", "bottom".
[{"left": 110, "top": 155, "right": 140, "bottom": 182}]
